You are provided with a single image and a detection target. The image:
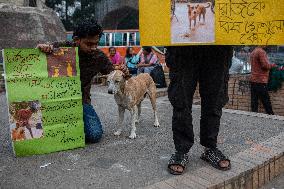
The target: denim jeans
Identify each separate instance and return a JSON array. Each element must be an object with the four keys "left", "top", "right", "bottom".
[
  {"left": 137, "top": 66, "right": 155, "bottom": 74},
  {"left": 83, "top": 104, "right": 103, "bottom": 143}
]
